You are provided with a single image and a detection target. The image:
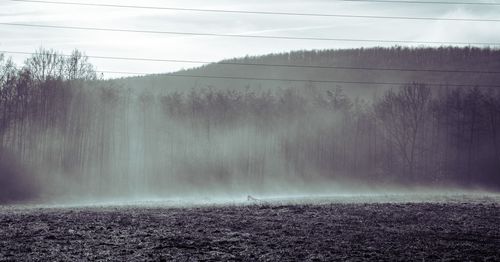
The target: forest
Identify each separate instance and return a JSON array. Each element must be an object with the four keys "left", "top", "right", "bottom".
[{"left": 1, "top": 47, "right": 499, "bottom": 203}]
